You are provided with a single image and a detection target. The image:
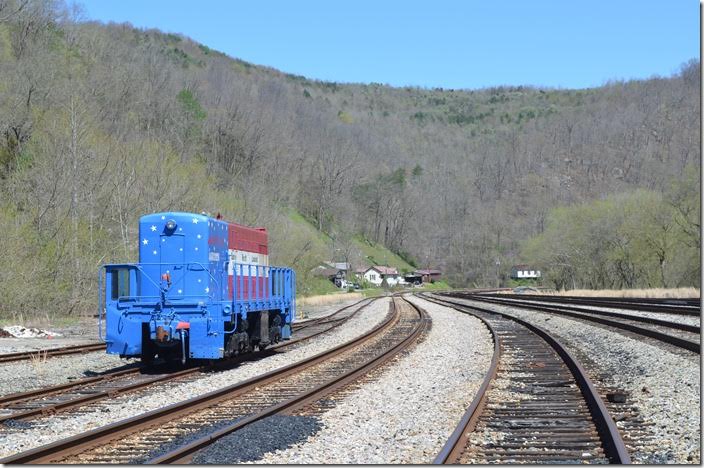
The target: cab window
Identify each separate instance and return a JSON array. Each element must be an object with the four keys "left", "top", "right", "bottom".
[{"left": 111, "top": 269, "right": 130, "bottom": 300}]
